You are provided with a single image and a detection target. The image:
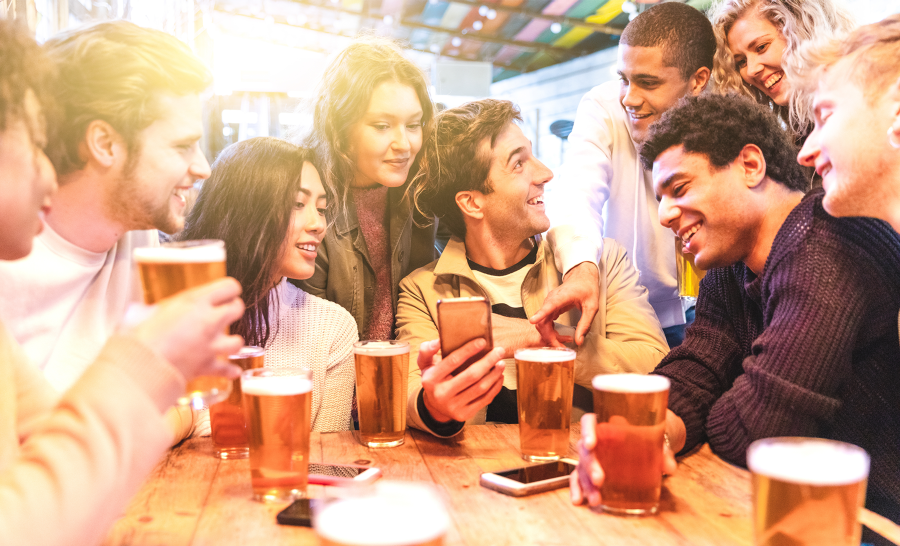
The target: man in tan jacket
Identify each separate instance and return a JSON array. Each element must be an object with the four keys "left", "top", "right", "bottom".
[{"left": 397, "top": 99, "right": 669, "bottom": 438}]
